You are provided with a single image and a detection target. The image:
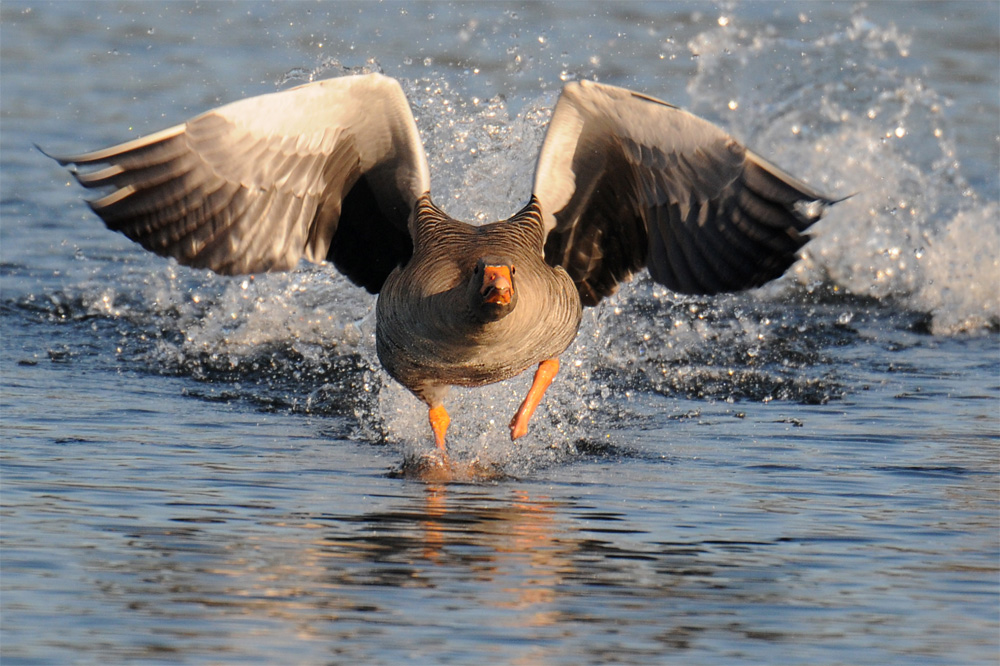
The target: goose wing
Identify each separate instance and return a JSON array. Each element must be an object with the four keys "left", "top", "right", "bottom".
[
  {"left": 45, "top": 73, "right": 430, "bottom": 292},
  {"left": 533, "top": 80, "right": 834, "bottom": 306}
]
